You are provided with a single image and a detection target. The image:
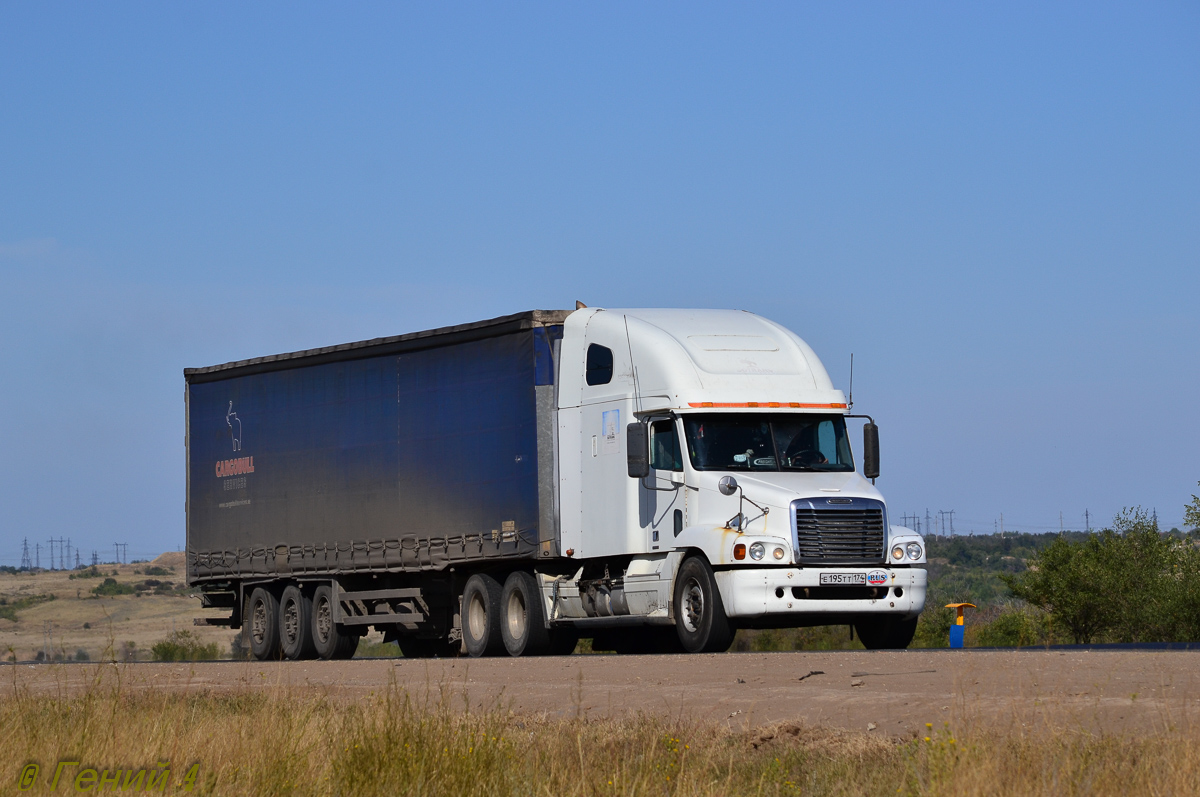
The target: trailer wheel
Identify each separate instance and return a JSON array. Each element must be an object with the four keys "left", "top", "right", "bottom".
[
  {"left": 673, "top": 556, "right": 734, "bottom": 654},
  {"left": 248, "top": 588, "right": 282, "bottom": 661},
  {"left": 500, "top": 571, "right": 551, "bottom": 657},
  {"left": 279, "top": 585, "right": 316, "bottom": 660},
  {"left": 311, "top": 584, "right": 355, "bottom": 660},
  {"left": 333, "top": 633, "right": 360, "bottom": 659},
  {"left": 854, "top": 616, "right": 918, "bottom": 650},
  {"left": 461, "top": 573, "right": 504, "bottom": 657}
]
